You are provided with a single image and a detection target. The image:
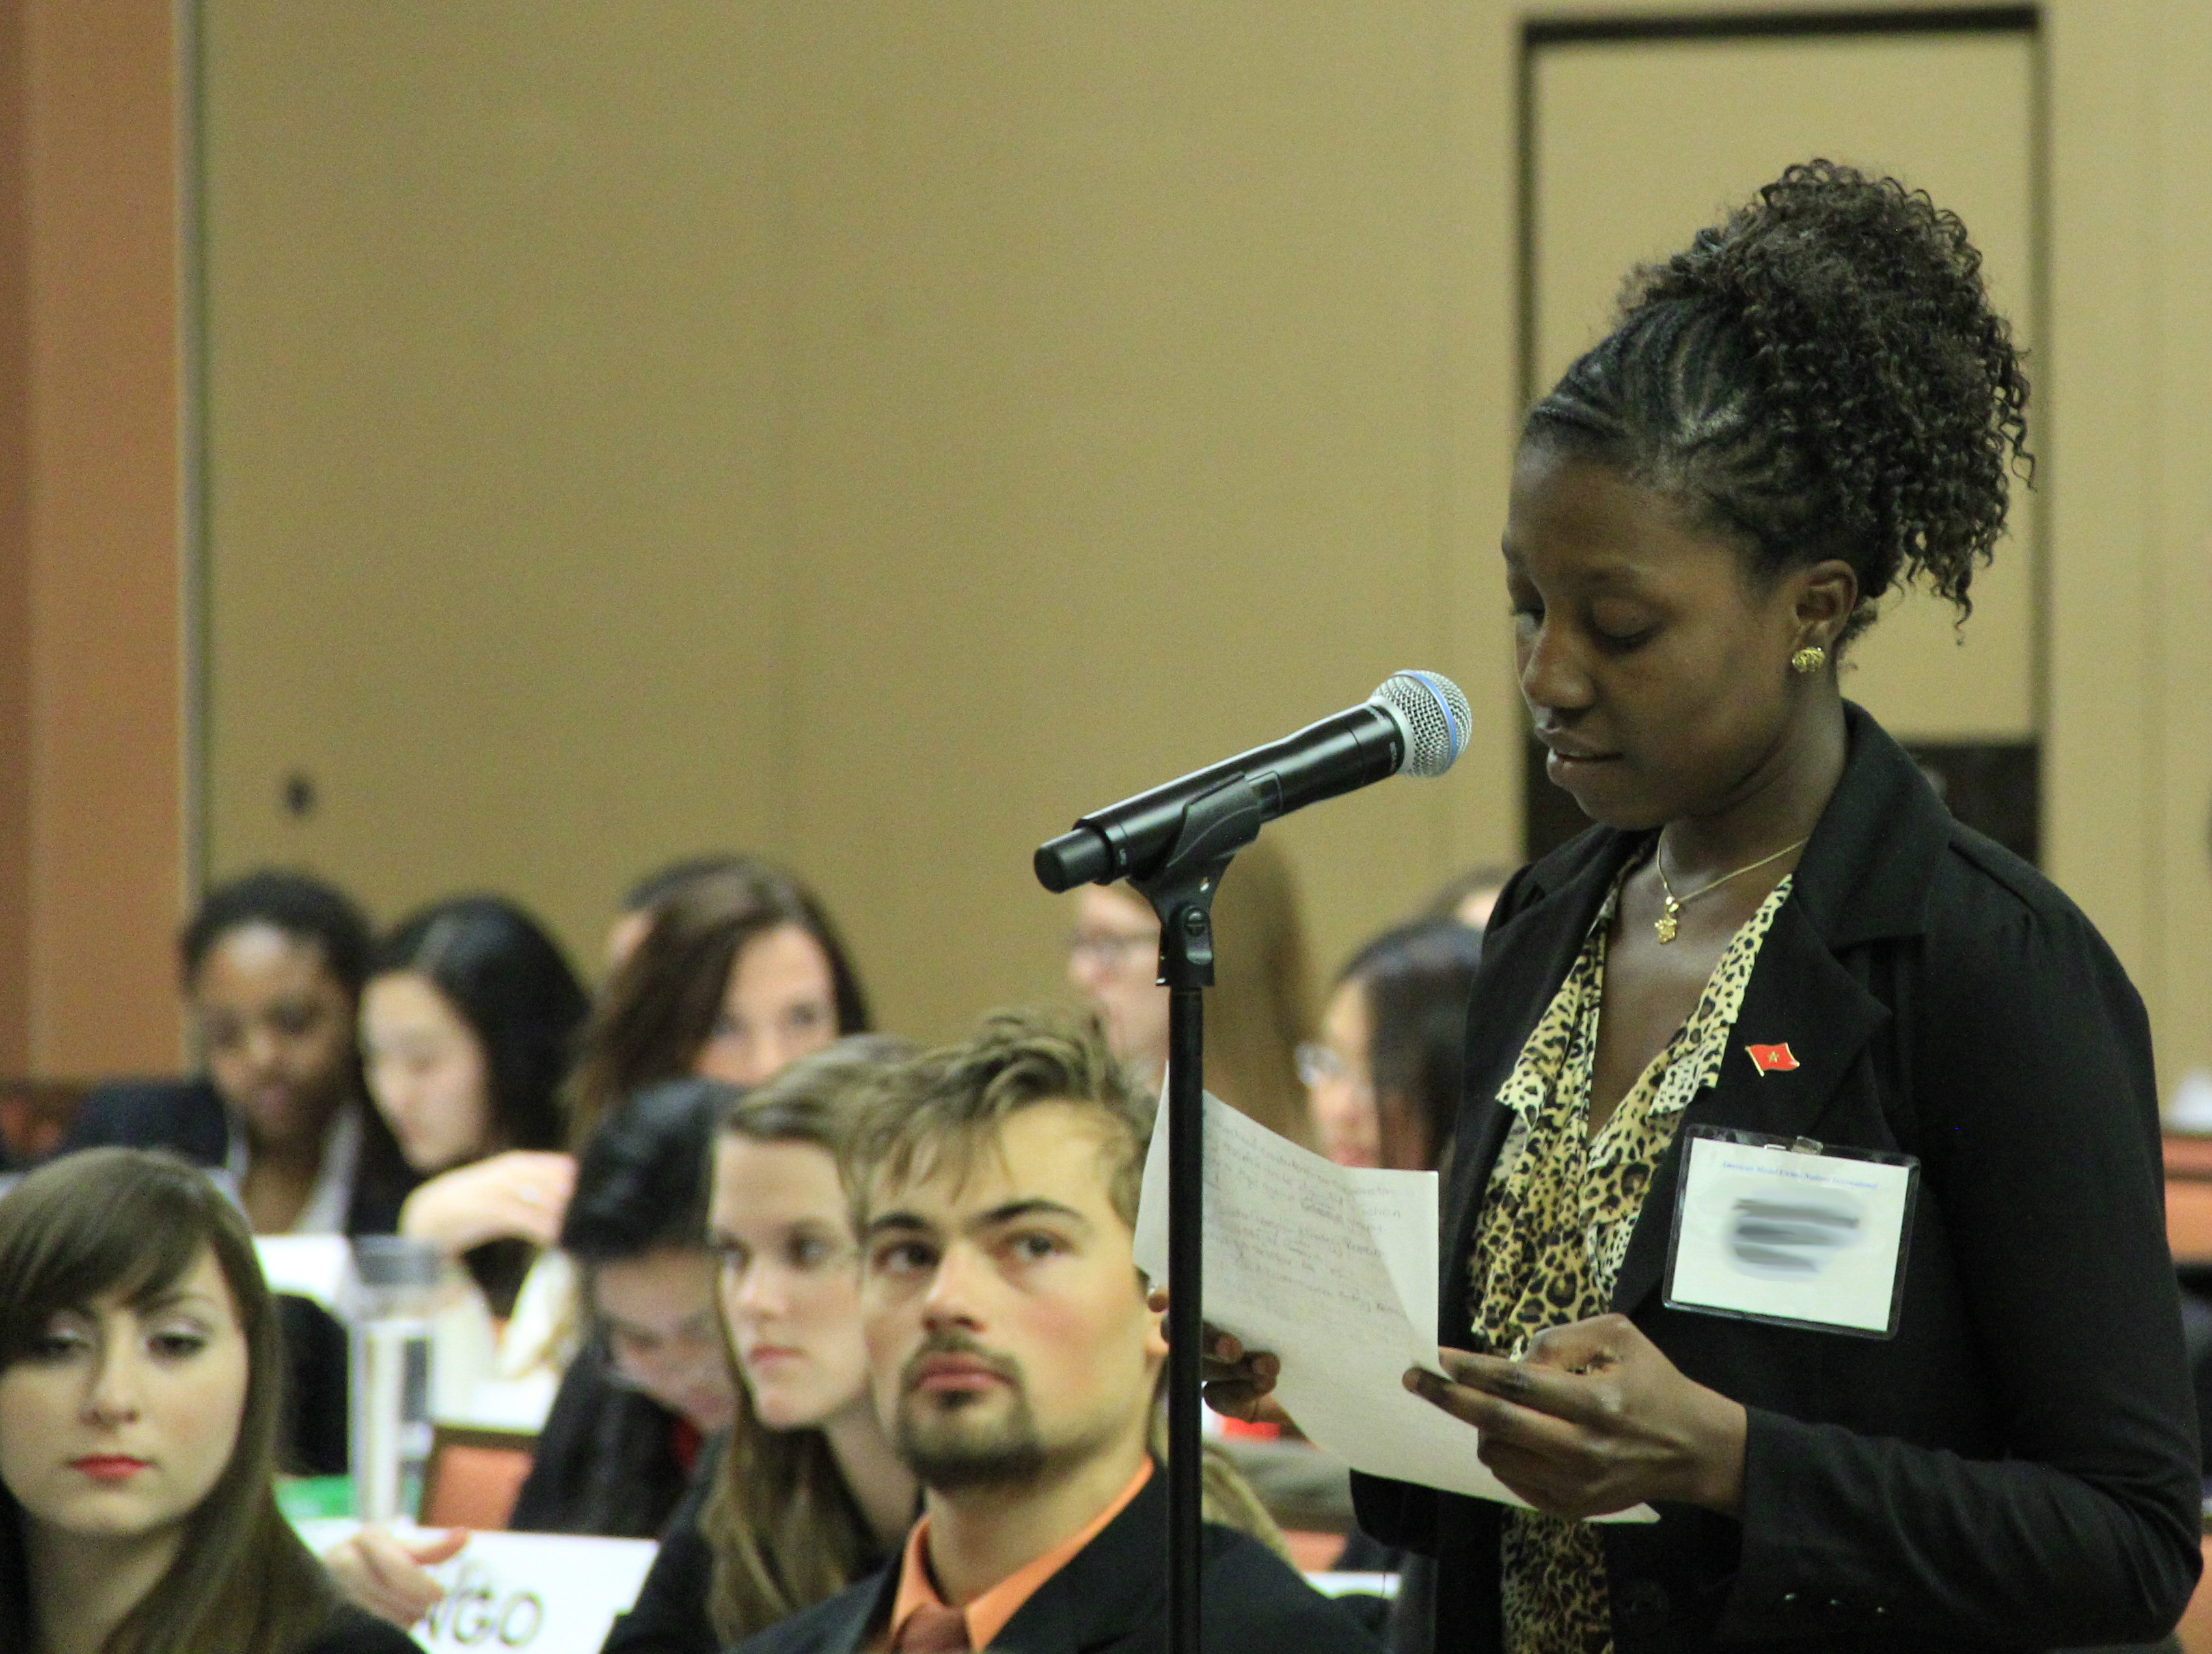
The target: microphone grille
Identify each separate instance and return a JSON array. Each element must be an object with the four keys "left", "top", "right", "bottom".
[{"left": 1371, "top": 671, "right": 1471, "bottom": 778}]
